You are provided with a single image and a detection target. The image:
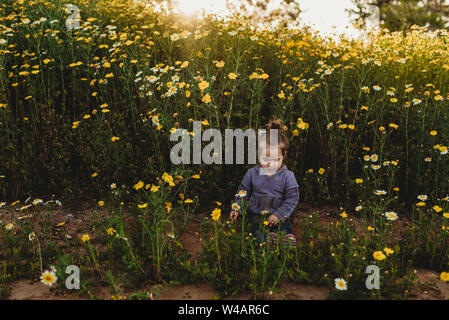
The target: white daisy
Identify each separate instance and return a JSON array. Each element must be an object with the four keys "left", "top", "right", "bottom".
[
  {"left": 40, "top": 270, "right": 57, "bottom": 287},
  {"left": 28, "top": 232, "right": 36, "bottom": 241},
  {"left": 334, "top": 278, "right": 347, "bottom": 291},
  {"left": 385, "top": 211, "right": 398, "bottom": 221},
  {"left": 32, "top": 199, "right": 43, "bottom": 205},
  {"left": 236, "top": 190, "right": 247, "bottom": 198},
  {"left": 413, "top": 98, "right": 422, "bottom": 105},
  {"left": 417, "top": 195, "right": 428, "bottom": 201}
]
